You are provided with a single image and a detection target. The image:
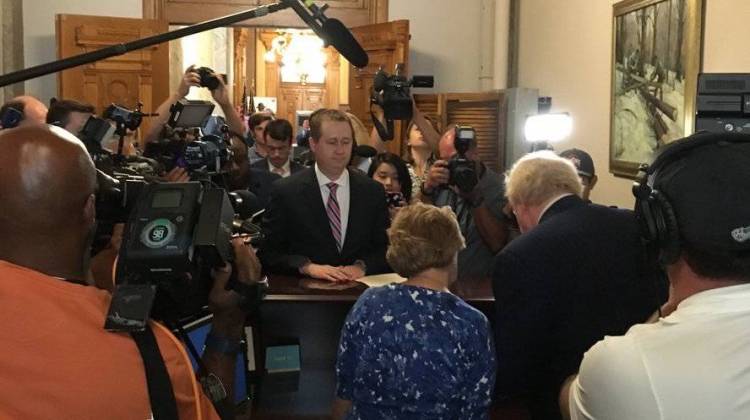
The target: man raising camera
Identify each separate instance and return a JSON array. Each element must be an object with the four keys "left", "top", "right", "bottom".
[
  {"left": 0, "top": 124, "right": 262, "bottom": 418},
  {"left": 420, "top": 125, "right": 510, "bottom": 278},
  {"left": 144, "top": 65, "right": 247, "bottom": 166}
]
